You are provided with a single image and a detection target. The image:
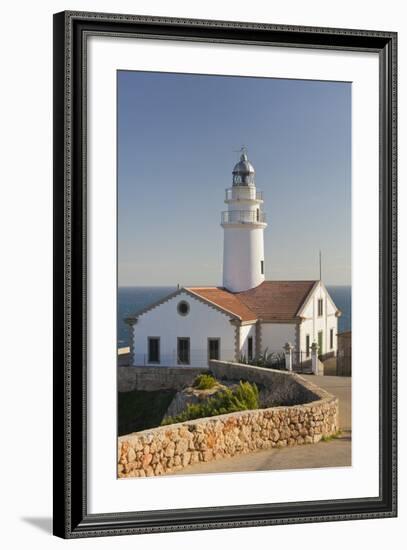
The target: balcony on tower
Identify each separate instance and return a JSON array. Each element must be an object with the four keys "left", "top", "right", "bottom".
[
  {"left": 221, "top": 209, "right": 267, "bottom": 226},
  {"left": 225, "top": 187, "right": 263, "bottom": 202}
]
